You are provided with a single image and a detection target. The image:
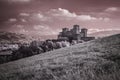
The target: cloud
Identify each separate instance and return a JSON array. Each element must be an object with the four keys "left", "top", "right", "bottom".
[
  {"left": 8, "top": 18, "right": 17, "bottom": 22},
  {"left": 29, "top": 13, "right": 50, "bottom": 22},
  {"left": 105, "top": 7, "right": 118, "bottom": 12},
  {"left": 17, "top": 8, "right": 110, "bottom": 25},
  {"left": 6, "top": 18, "right": 17, "bottom": 23},
  {"left": 50, "top": 8, "right": 76, "bottom": 18},
  {"left": 20, "top": 18, "right": 27, "bottom": 22},
  {"left": 7, "top": 17, "right": 27, "bottom": 23},
  {"left": 33, "top": 25, "right": 60, "bottom": 35},
  {"left": 49, "top": 8, "right": 96, "bottom": 21},
  {"left": 33, "top": 25, "right": 49, "bottom": 30},
  {"left": 19, "top": 13, "right": 30, "bottom": 16},
  {"left": 49, "top": 8, "right": 110, "bottom": 21},
  {"left": 16, "top": 25, "right": 24, "bottom": 28},
  {"left": 19, "top": 29, "right": 28, "bottom": 34},
  {"left": 77, "top": 15, "right": 97, "bottom": 21},
  {"left": 37, "top": 13, "right": 49, "bottom": 21},
  {"left": 98, "top": 17, "right": 110, "bottom": 22},
  {"left": 7, "top": 0, "right": 32, "bottom": 3}
]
